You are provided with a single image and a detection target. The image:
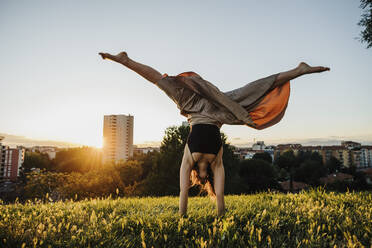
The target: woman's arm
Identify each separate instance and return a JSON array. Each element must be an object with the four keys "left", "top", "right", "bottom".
[
  {"left": 213, "top": 163, "right": 225, "bottom": 216},
  {"left": 212, "top": 147, "right": 225, "bottom": 217},
  {"left": 99, "top": 51, "right": 162, "bottom": 84},
  {"left": 179, "top": 144, "right": 194, "bottom": 216}
]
